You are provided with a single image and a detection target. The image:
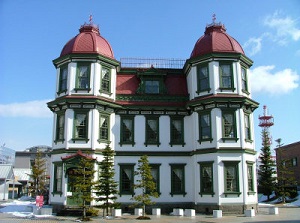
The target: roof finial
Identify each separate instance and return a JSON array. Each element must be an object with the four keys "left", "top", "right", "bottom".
[
  {"left": 89, "top": 14, "right": 93, "bottom": 24},
  {"left": 212, "top": 13, "right": 216, "bottom": 24}
]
